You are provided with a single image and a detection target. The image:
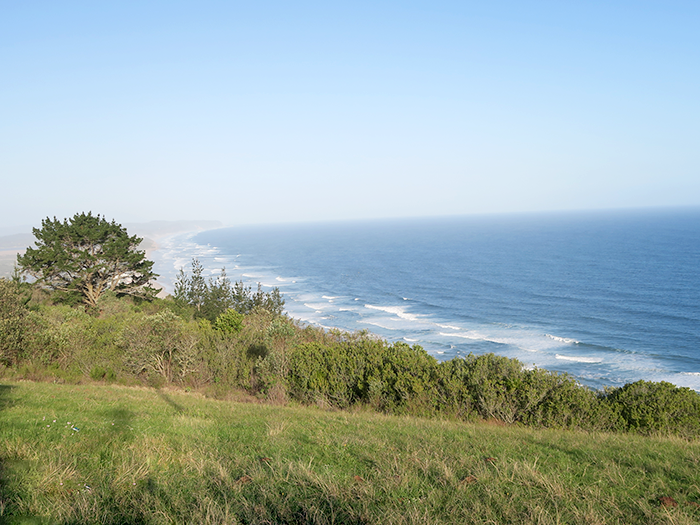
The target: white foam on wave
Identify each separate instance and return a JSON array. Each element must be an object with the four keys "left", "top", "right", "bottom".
[
  {"left": 322, "top": 295, "right": 340, "bottom": 300},
  {"left": 359, "top": 321, "right": 397, "bottom": 331},
  {"left": 438, "top": 330, "right": 548, "bottom": 352},
  {"left": 276, "top": 276, "right": 287, "bottom": 282},
  {"left": 241, "top": 273, "right": 263, "bottom": 278},
  {"left": 266, "top": 280, "right": 291, "bottom": 287},
  {"left": 620, "top": 369, "right": 700, "bottom": 392},
  {"left": 172, "top": 258, "right": 191, "bottom": 271},
  {"left": 439, "top": 331, "right": 481, "bottom": 341},
  {"left": 303, "top": 303, "right": 331, "bottom": 311},
  {"left": 404, "top": 337, "right": 418, "bottom": 342},
  {"left": 555, "top": 354, "right": 603, "bottom": 364},
  {"left": 438, "top": 331, "right": 525, "bottom": 348},
  {"left": 437, "top": 324, "right": 461, "bottom": 330},
  {"left": 338, "top": 308, "right": 353, "bottom": 312},
  {"left": 546, "top": 334, "right": 579, "bottom": 344},
  {"left": 364, "top": 304, "right": 420, "bottom": 322}
]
